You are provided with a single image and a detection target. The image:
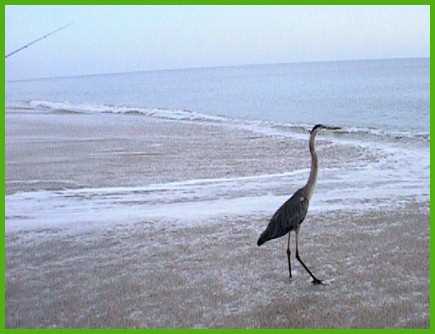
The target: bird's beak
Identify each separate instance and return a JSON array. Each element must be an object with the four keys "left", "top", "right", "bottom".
[{"left": 324, "top": 126, "right": 341, "bottom": 131}]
